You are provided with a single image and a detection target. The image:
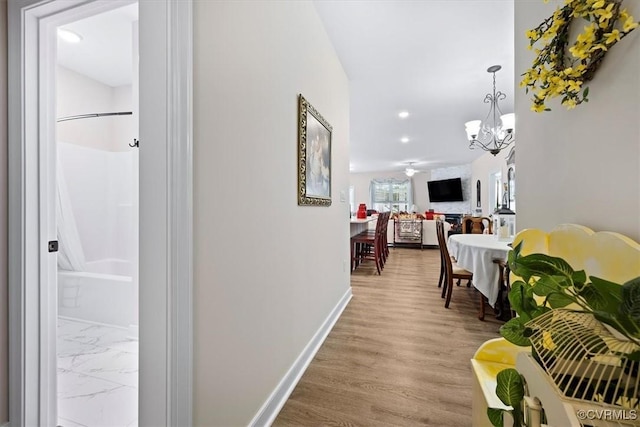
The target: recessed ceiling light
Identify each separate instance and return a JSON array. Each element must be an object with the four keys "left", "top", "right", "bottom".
[
  {"left": 400, "top": 137, "right": 409, "bottom": 143},
  {"left": 398, "top": 111, "right": 409, "bottom": 119},
  {"left": 57, "top": 28, "right": 83, "bottom": 43}
]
